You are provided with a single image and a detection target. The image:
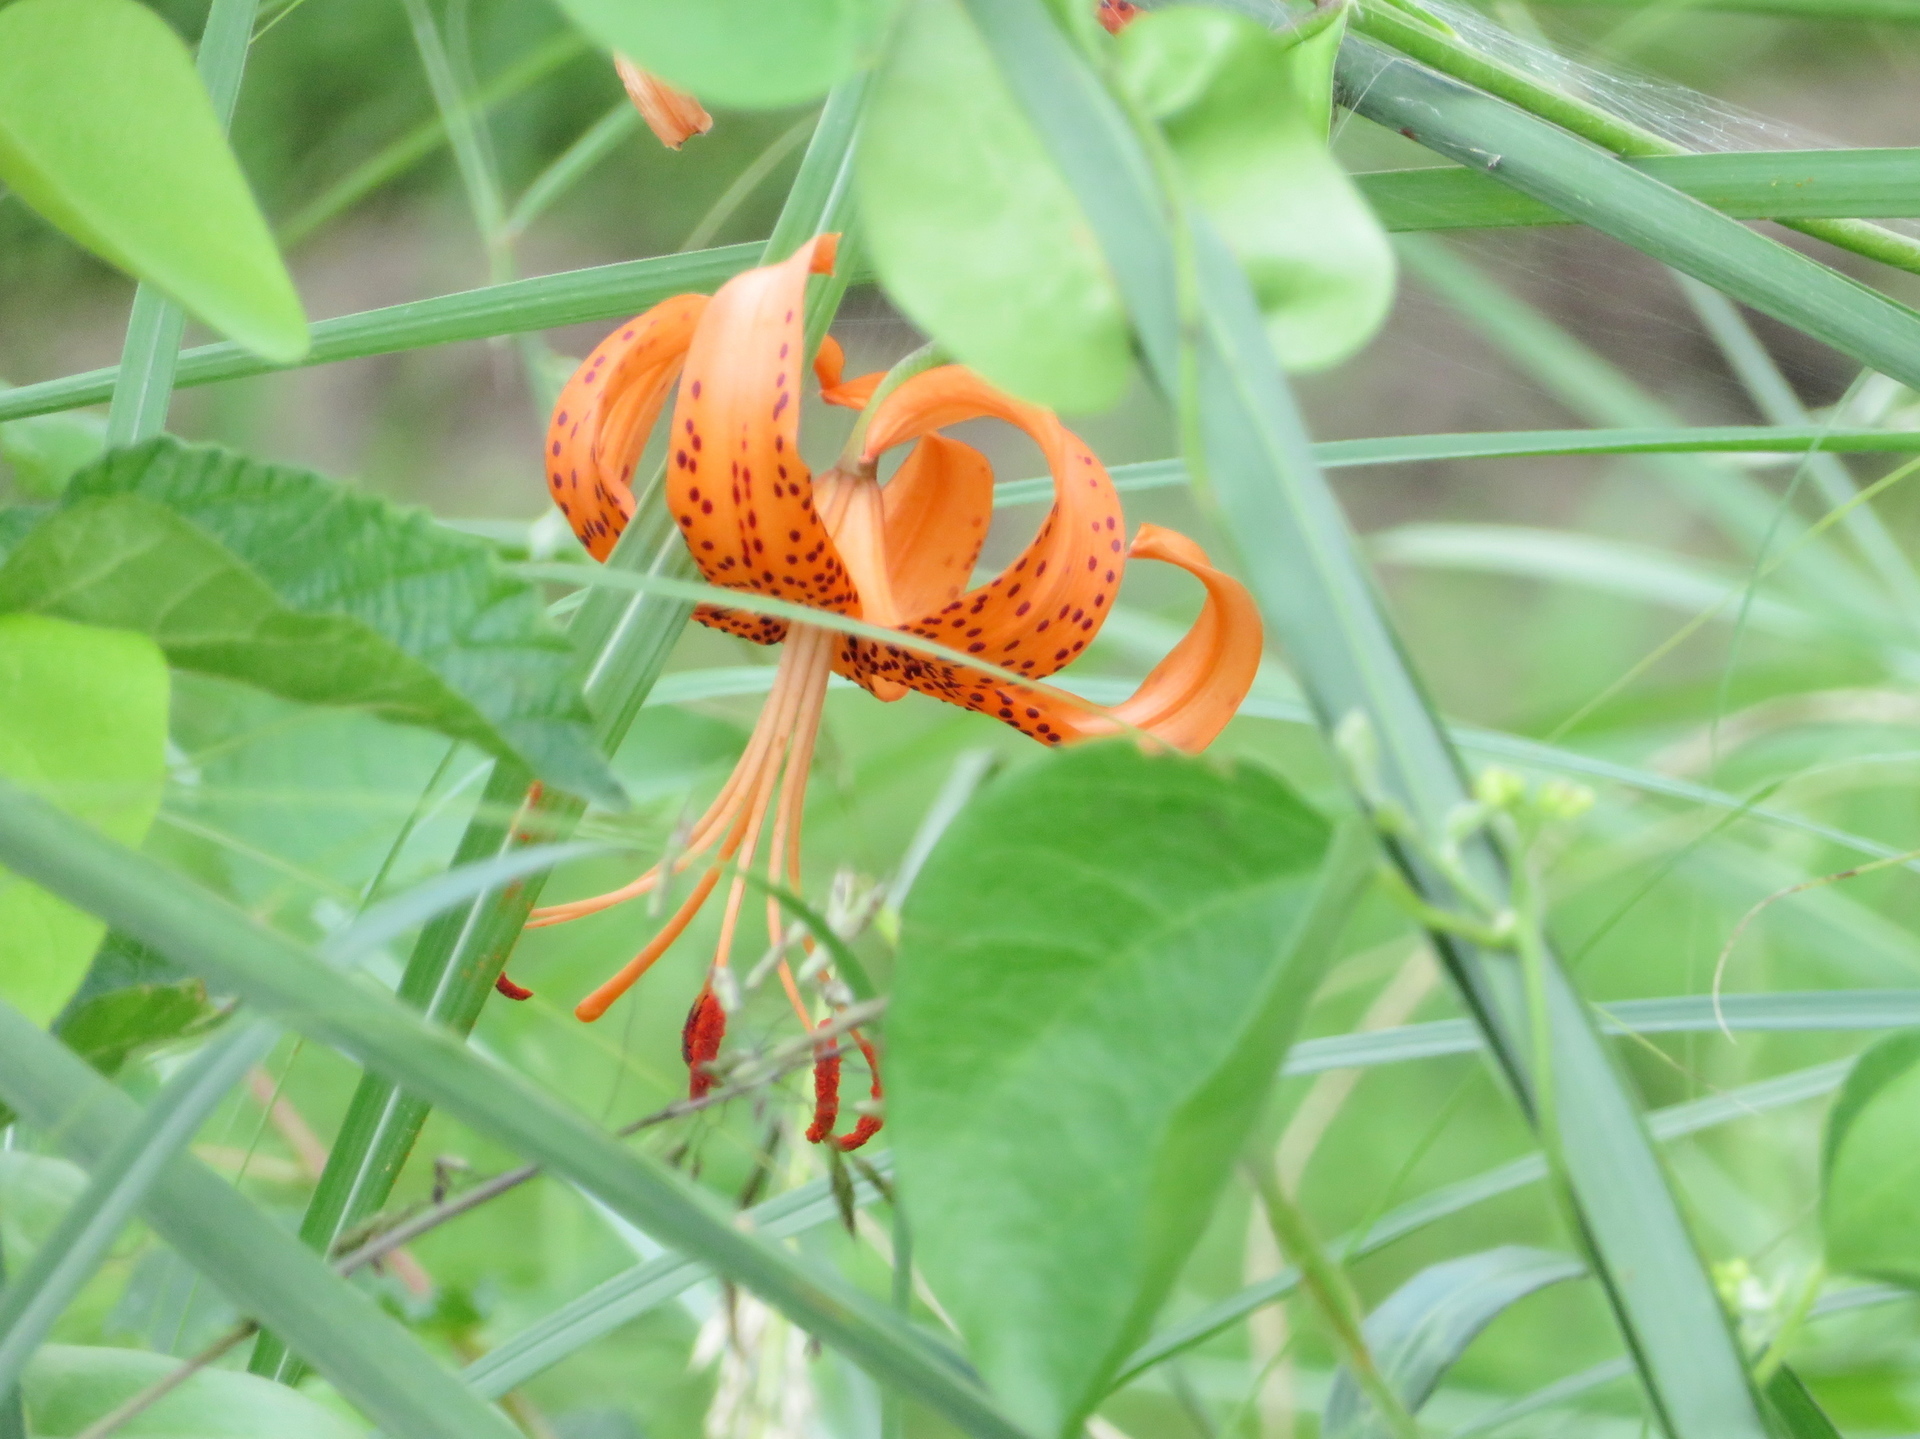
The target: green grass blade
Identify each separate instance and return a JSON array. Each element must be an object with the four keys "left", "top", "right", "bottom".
[
  {"left": 1285, "top": 992, "right": 1920, "bottom": 1076},
  {"left": 1359, "top": 149, "right": 1920, "bottom": 230},
  {"left": 258, "top": 82, "right": 871, "bottom": 1381},
  {"left": 1121, "top": 1060, "right": 1854, "bottom": 1384},
  {"left": 0, "top": 1019, "right": 277, "bottom": 1394},
  {"left": 466, "top": 1157, "right": 898, "bottom": 1396},
  {"left": 1394, "top": 235, "right": 1880, "bottom": 613},
  {"left": 279, "top": 33, "right": 586, "bottom": 249},
  {"left": 1513, "top": 0, "right": 1920, "bottom": 26},
  {"left": 0, "top": 1003, "right": 525, "bottom": 1439},
  {"left": 1677, "top": 274, "right": 1920, "bottom": 619},
  {"left": 0, "top": 244, "right": 762, "bottom": 426},
  {"left": 1341, "top": 42, "right": 1920, "bottom": 394},
  {"left": 105, "top": 0, "right": 259, "bottom": 445},
  {"left": 0, "top": 782, "right": 1031, "bottom": 1439},
  {"left": 955, "top": 2, "right": 1771, "bottom": 1429},
  {"left": 505, "top": 101, "right": 639, "bottom": 239}
]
